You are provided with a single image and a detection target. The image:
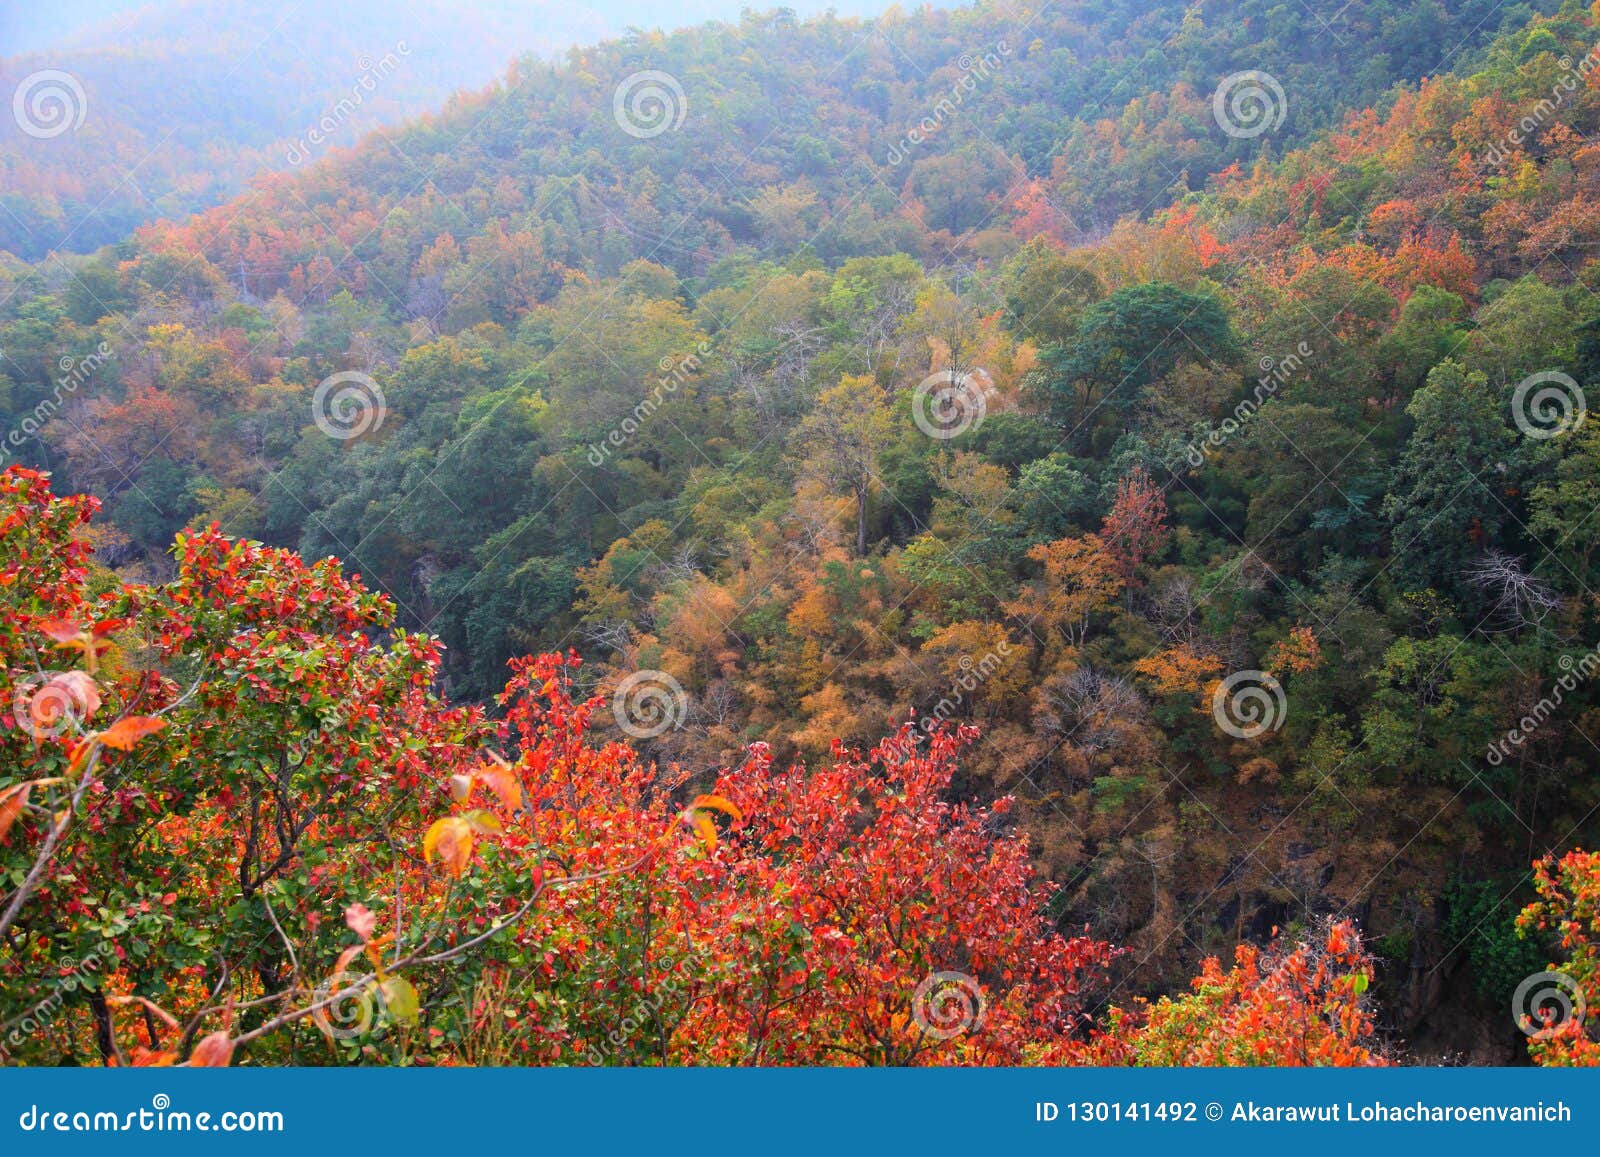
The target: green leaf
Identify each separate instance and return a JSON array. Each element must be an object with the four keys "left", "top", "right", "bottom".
[{"left": 381, "top": 976, "right": 421, "bottom": 1026}]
